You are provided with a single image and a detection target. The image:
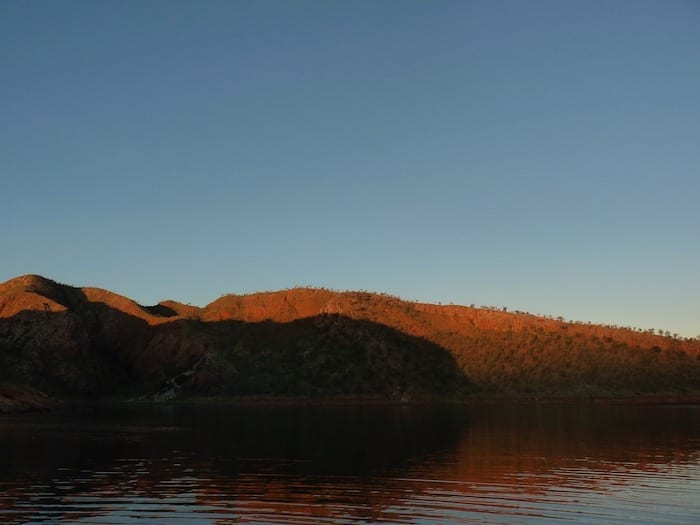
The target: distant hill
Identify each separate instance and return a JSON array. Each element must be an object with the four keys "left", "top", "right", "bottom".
[{"left": 0, "top": 275, "right": 698, "bottom": 408}]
